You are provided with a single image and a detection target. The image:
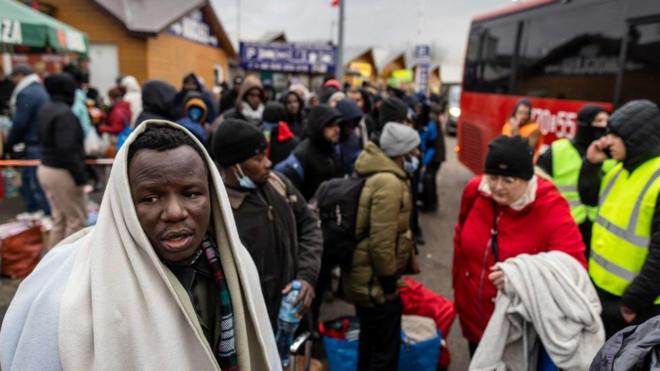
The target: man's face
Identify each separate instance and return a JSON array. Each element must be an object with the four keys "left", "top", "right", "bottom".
[
  {"left": 323, "top": 121, "right": 341, "bottom": 144},
  {"left": 605, "top": 134, "right": 626, "bottom": 161},
  {"left": 347, "top": 91, "right": 364, "bottom": 110},
  {"left": 236, "top": 152, "right": 272, "bottom": 184},
  {"left": 286, "top": 94, "right": 301, "bottom": 115},
  {"left": 245, "top": 88, "right": 263, "bottom": 110},
  {"left": 129, "top": 146, "right": 211, "bottom": 262}
]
